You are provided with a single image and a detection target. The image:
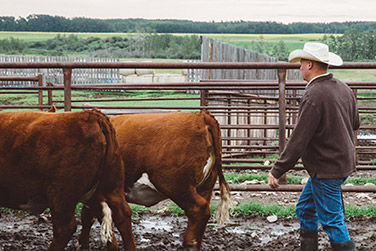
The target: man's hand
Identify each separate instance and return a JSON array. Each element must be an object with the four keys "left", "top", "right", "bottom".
[{"left": 268, "top": 172, "right": 279, "bottom": 189}]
